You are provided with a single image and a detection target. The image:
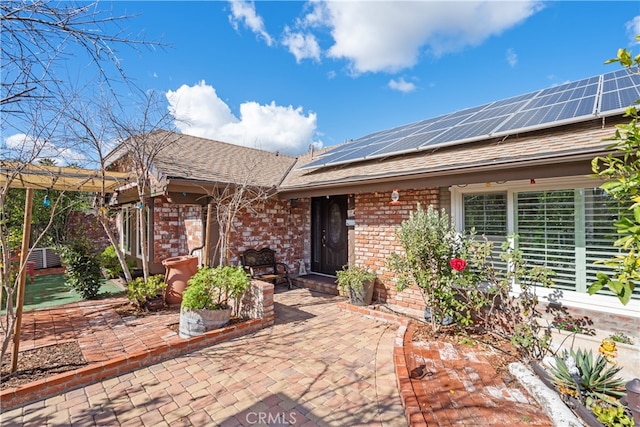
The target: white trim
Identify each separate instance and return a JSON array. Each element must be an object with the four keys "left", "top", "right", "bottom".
[
  {"left": 450, "top": 175, "right": 638, "bottom": 314},
  {"left": 512, "top": 284, "right": 640, "bottom": 319}
]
